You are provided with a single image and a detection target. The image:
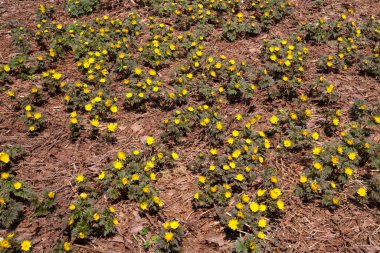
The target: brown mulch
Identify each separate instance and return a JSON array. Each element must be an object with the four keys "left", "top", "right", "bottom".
[{"left": 0, "top": 0, "right": 379, "bottom": 252}]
